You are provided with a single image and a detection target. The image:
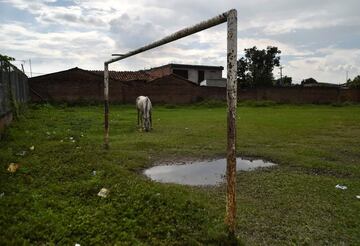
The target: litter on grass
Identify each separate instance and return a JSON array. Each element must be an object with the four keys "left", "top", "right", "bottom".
[
  {"left": 16, "top": 150, "right": 27, "bottom": 156},
  {"left": 93, "top": 171, "right": 96, "bottom": 176},
  {"left": 29, "top": 146, "right": 35, "bottom": 151},
  {"left": 356, "top": 195, "right": 360, "bottom": 199},
  {"left": 335, "top": 184, "right": 348, "bottom": 190},
  {"left": 7, "top": 163, "right": 20, "bottom": 173},
  {"left": 97, "top": 188, "right": 109, "bottom": 198}
]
